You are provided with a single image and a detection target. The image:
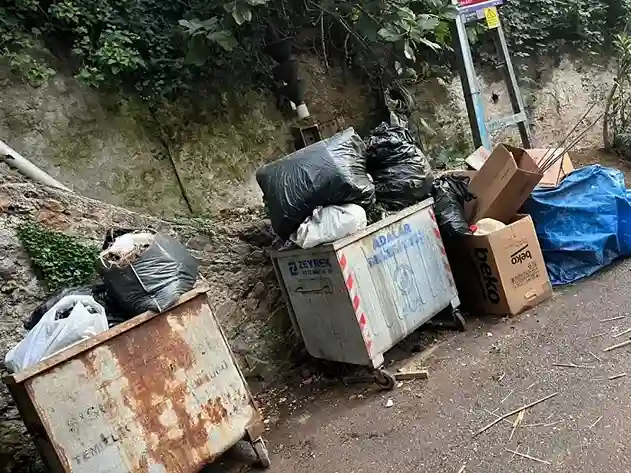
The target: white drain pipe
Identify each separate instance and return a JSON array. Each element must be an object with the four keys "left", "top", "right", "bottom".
[
  {"left": 0, "top": 140, "right": 71, "bottom": 191},
  {"left": 296, "top": 103, "right": 310, "bottom": 120}
]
